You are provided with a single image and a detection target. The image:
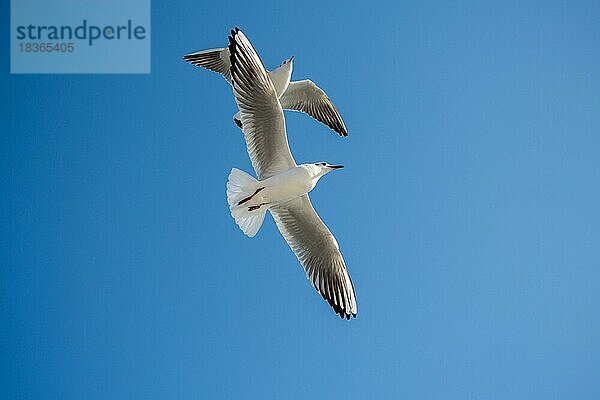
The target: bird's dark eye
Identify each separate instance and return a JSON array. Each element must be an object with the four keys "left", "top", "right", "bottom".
[{"left": 321, "top": 162, "right": 326, "bottom": 166}]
